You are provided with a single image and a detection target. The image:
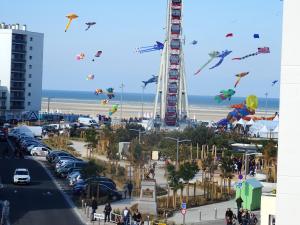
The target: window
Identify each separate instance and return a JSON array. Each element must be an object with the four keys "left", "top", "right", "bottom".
[
  {"left": 28, "top": 92, "right": 31, "bottom": 96},
  {"left": 29, "top": 65, "right": 32, "bottom": 69},
  {"left": 30, "top": 37, "right": 33, "bottom": 41},
  {"left": 29, "top": 56, "right": 32, "bottom": 60},
  {"left": 29, "top": 74, "right": 32, "bottom": 78},
  {"left": 28, "top": 83, "right": 31, "bottom": 87},
  {"left": 29, "top": 46, "right": 33, "bottom": 50},
  {"left": 27, "top": 101, "right": 31, "bottom": 106}
]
